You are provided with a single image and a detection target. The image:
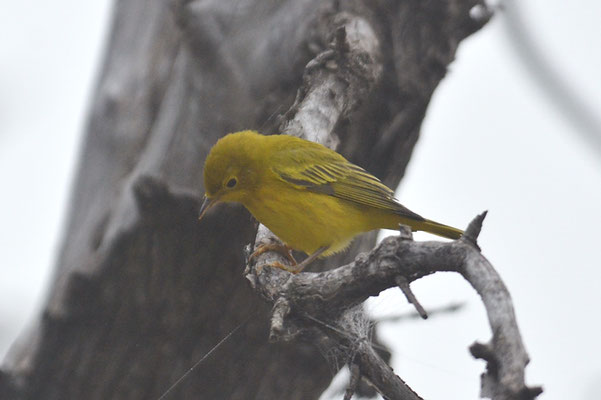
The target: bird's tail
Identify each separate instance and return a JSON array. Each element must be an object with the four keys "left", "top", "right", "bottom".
[{"left": 413, "top": 219, "right": 463, "bottom": 240}]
